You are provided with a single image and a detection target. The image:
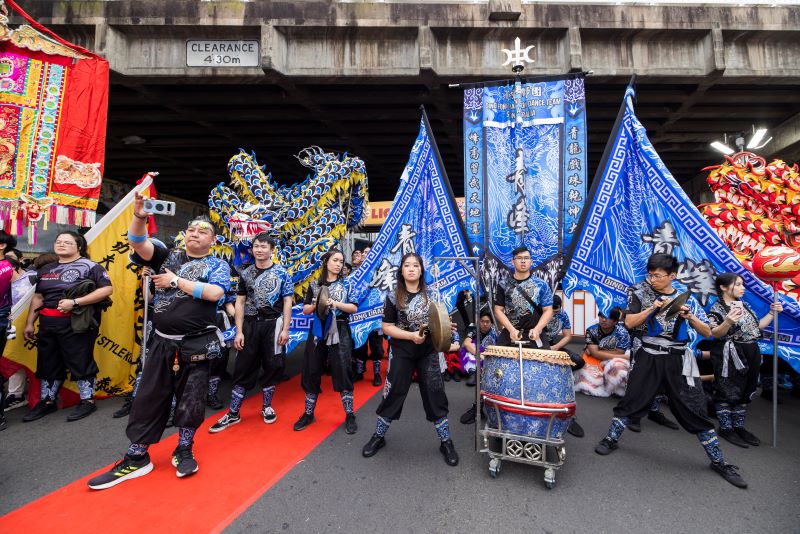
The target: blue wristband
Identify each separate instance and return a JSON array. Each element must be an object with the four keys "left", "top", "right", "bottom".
[
  {"left": 127, "top": 231, "right": 147, "bottom": 243},
  {"left": 192, "top": 282, "right": 206, "bottom": 299}
]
